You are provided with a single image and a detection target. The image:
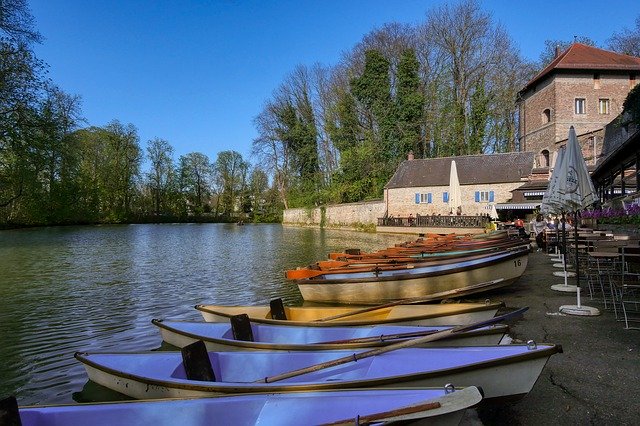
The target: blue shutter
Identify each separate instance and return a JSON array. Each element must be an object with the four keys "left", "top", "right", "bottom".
[
  {"left": 489, "top": 191, "right": 495, "bottom": 202},
  {"left": 443, "top": 192, "right": 449, "bottom": 202},
  {"left": 428, "top": 193, "right": 432, "bottom": 204},
  {"left": 475, "top": 191, "right": 480, "bottom": 202},
  {"left": 415, "top": 193, "right": 420, "bottom": 204}
]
